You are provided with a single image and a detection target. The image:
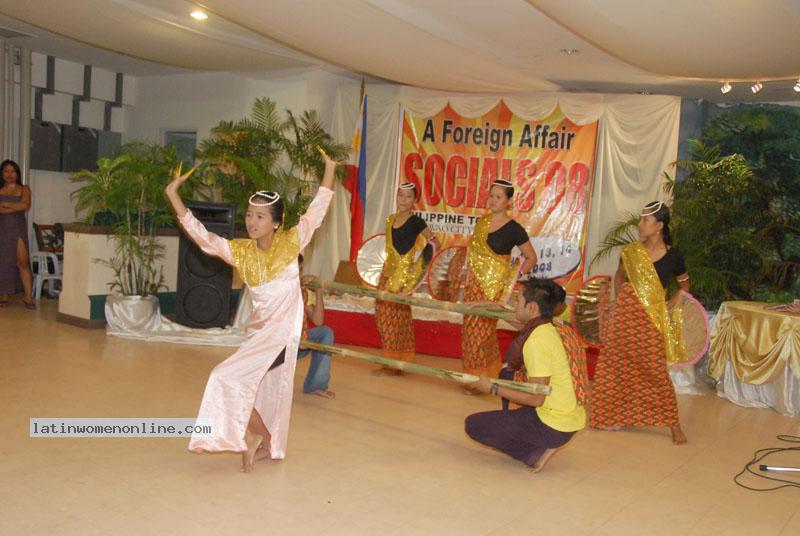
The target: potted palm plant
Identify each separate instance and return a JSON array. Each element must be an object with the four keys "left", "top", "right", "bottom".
[
  {"left": 196, "top": 97, "right": 349, "bottom": 229},
  {"left": 71, "top": 143, "right": 183, "bottom": 329}
]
